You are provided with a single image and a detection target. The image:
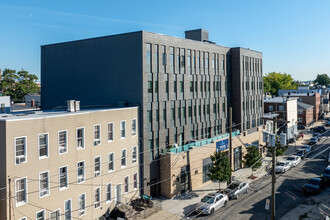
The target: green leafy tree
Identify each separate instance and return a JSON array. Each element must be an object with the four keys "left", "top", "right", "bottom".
[
  {"left": 243, "top": 146, "right": 262, "bottom": 170},
  {"left": 0, "top": 68, "right": 40, "bottom": 101},
  {"left": 207, "top": 151, "right": 232, "bottom": 190},
  {"left": 314, "top": 74, "right": 330, "bottom": 86},
  {"left": 263, "top": 72, "right": 298, "bottom": 96}
]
